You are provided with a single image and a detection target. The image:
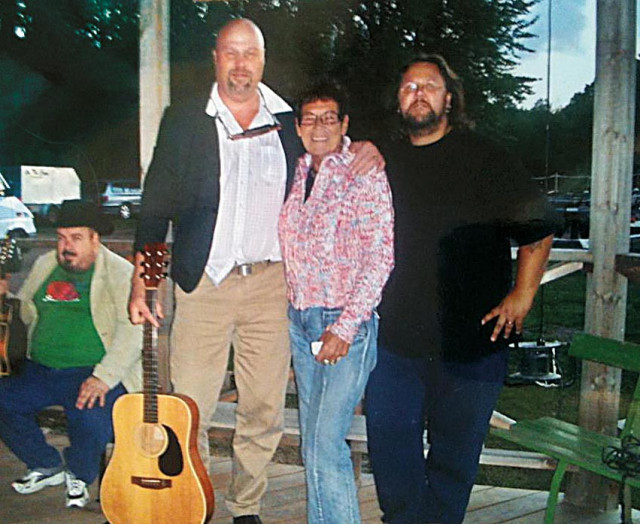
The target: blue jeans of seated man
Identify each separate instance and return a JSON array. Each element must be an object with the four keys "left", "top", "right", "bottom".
[
  {"left": 288, "top": 306, "right": 378, "bottom": 524},
  {"left": 0, "top": 360, "right": 126, "bottom": 484},
  {"left": 365, "top": 345, "right": 503, "bottom": 524}
]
